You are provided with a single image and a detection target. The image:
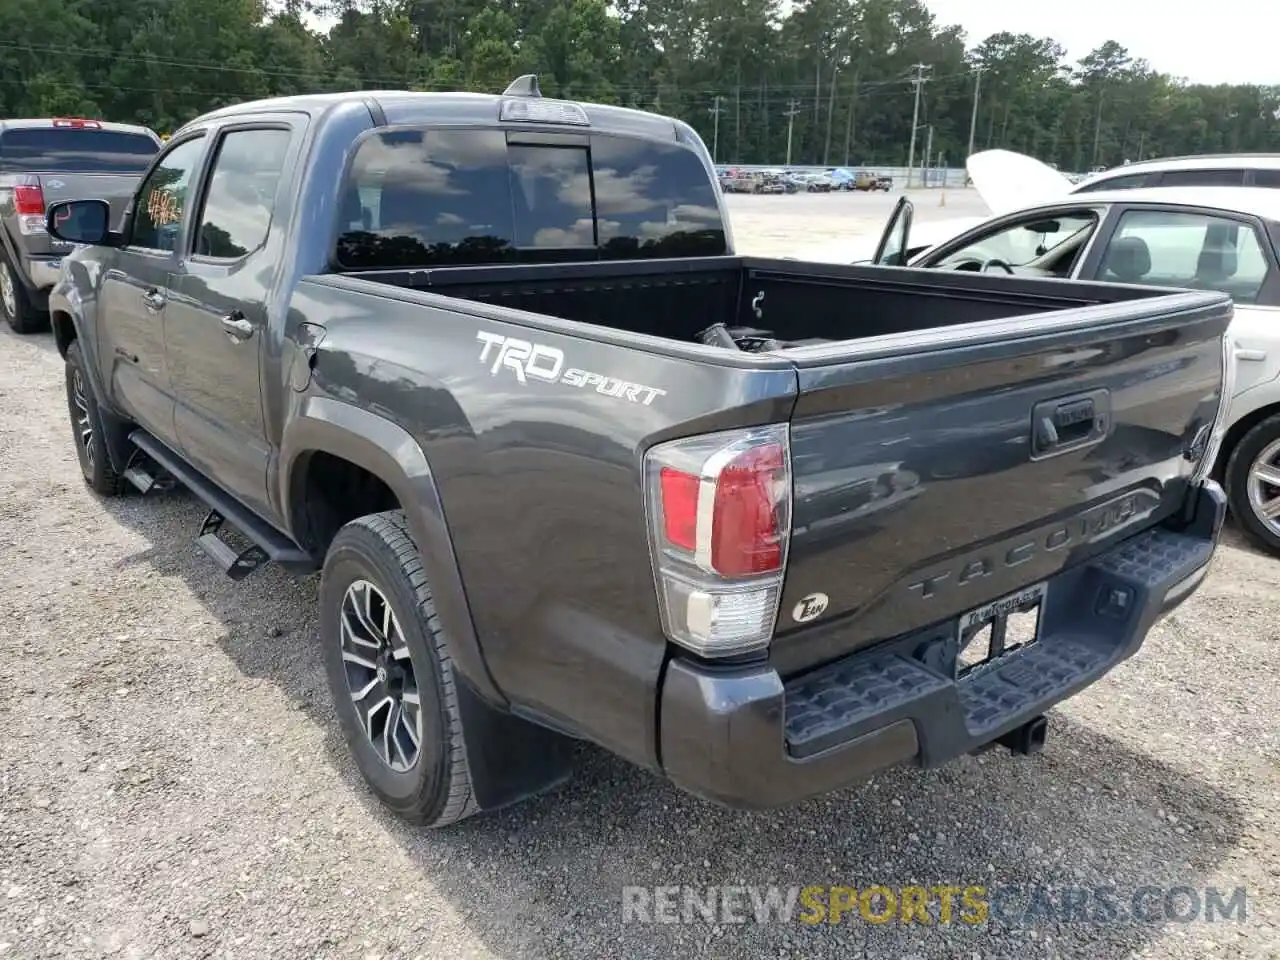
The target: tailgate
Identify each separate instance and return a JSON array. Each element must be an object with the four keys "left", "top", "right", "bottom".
[
  {"left": 27, "top": 173, "right": 139, "bottom": 256},
  {"left": 40, "top": 173, "right": 138, "bottom": 226},
  {"left": 772, "top": 288, "right": 1231, "bottom": 675}
]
